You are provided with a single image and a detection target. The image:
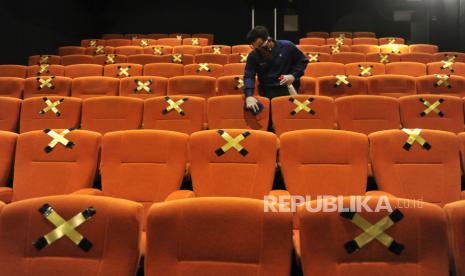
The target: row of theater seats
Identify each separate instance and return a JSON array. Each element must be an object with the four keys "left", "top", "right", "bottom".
[
  {"left": 2, "top": 93, "right": 465, "bottom": 137},
  {"left": 59, "top": 45, "right": 252, "bottom": 56},
  {"left": 2, "top": 194, "right": 464, "bottom": 276},
  {"left": 78, "top": 37, "right": 213, "bottom": 48},
  {"left": 298, "top": 44, "right": 440, "bottom": 54},
  {"left": 306, "top": 31, "right": 377, "bottom": 38},
  {"left": 25, "top": 52, "right": 465, "bottom": 67},
  {"left": 300, "top": 37, "right": 406, "bottom": 45},
  {"left": 102, "top": 32, "right": 213, "bottom": 41}
]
